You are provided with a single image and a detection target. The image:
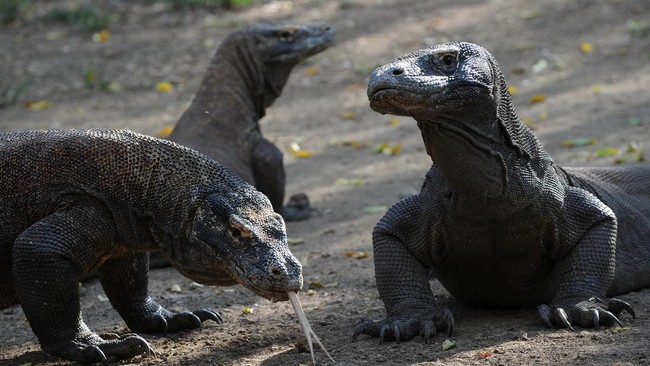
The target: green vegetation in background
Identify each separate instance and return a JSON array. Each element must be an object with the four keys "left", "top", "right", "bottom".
[
  {"left": 0, "top": 79, "right": 29, "bottom": 109},
  {"left": 164, "top": 0, "right": 253, "bottom": 9},
  {"left": 47, "top": 4, "right": 112, "bottom": 31},
  {"left": 0, "top": 0, "right": 28, "bottom": 24}
]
